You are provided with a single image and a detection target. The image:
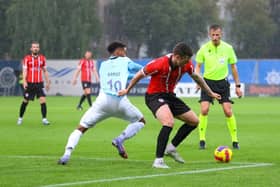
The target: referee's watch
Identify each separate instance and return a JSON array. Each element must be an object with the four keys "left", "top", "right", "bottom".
[{"left": 235, "top": 84, "right": 241, "bottom": 88}]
